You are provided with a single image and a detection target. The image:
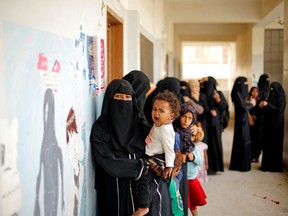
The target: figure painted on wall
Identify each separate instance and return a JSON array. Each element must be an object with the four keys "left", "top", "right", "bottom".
[
  {"left": 34, "top": 88, "right": 64, "bottom": 216},
  {"left": 0, "top": 118, "right": 21, "bottom": 215},
  {"left": 66, "top": 107, "right": 84, "bottom": 216}
]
